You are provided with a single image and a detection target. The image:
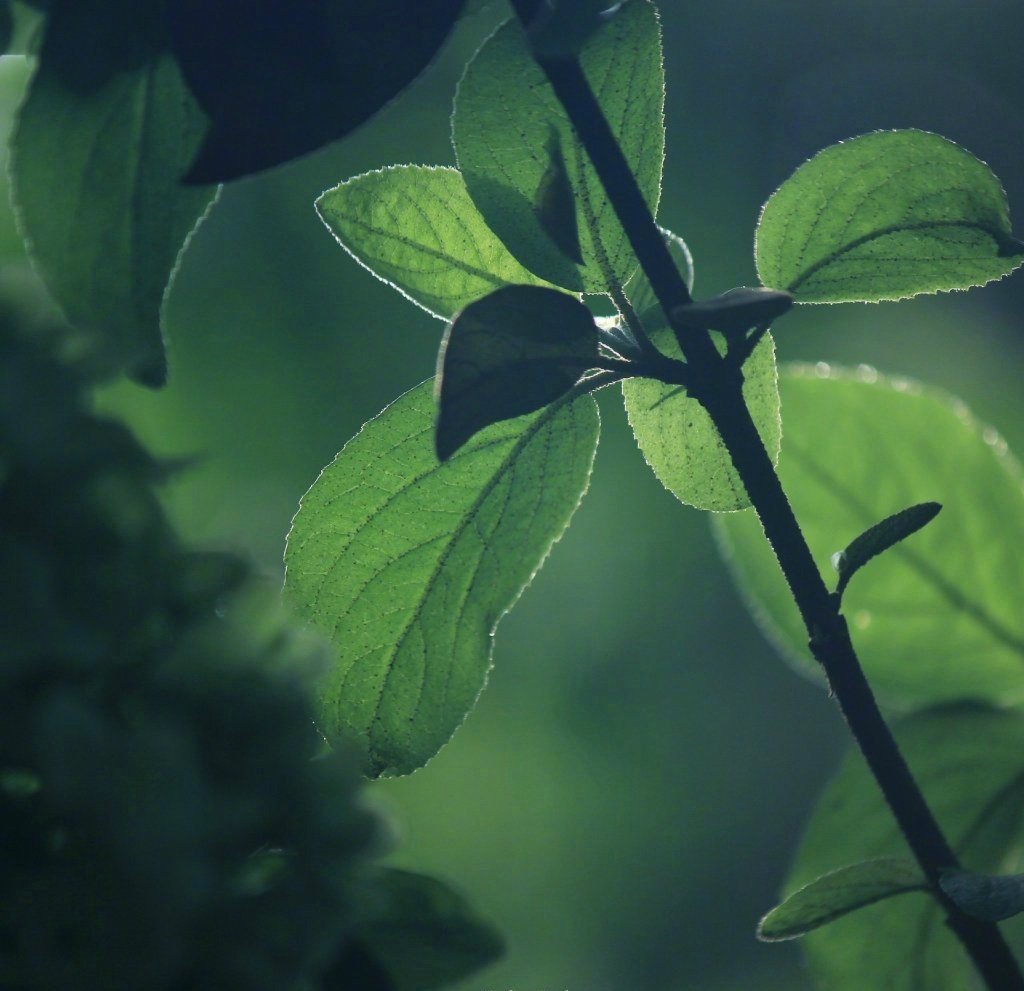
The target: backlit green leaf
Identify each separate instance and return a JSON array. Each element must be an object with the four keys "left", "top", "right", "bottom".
[
  {"left": 714, "top": 366, "right": 1024, "bottom": 710},
  {"left": 756, "top": 130, "right": 1024, "bottom": 303},
  {"left": 622, "top": 232, "right": 781, "bottom": 512},
  {"left": 452, "top": 0, "right": 664, "bottom": 292},
  {"left": 284, "top": 380, "right": 598, "bottom": 777},
  {"left": 436, "top": 285, "right": 598, "bottom": 460},
  {"left": 757, "top": 859, "right": 927, "bottom": 942},
  {"left": 329, "top": 869, "right": 504, "bottom": 991},
  {"left": 316, "top": 166, "right": 551, "bottom": 321},
  {"left": 786, "top": 706, "right": 1024, "bottom": 990},
  {"left": 11, "top": 2, "right": 218, "bottom": 386}
]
